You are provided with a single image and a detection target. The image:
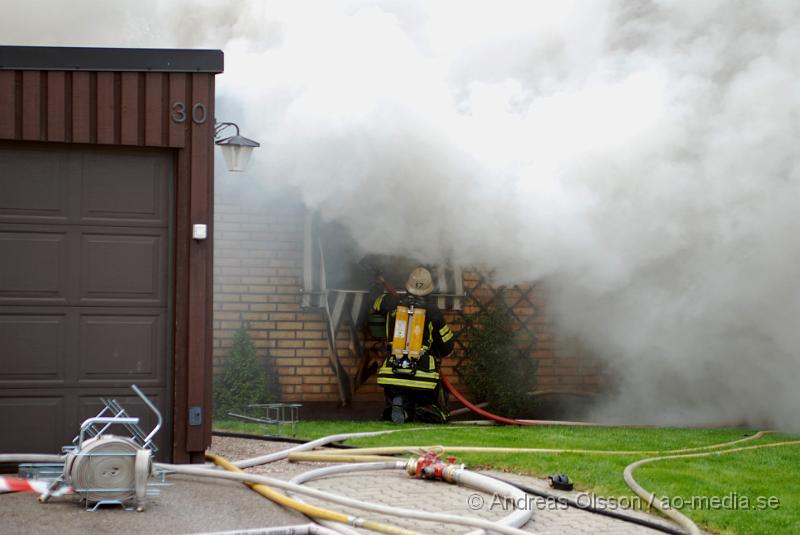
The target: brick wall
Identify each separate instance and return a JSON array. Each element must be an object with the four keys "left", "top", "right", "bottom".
[
  {"left": 213, "top": 185, "right": 604, "bottom": 409},
  {"left": 213, "top": 185, "right": 375, "bottom": 403}
]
